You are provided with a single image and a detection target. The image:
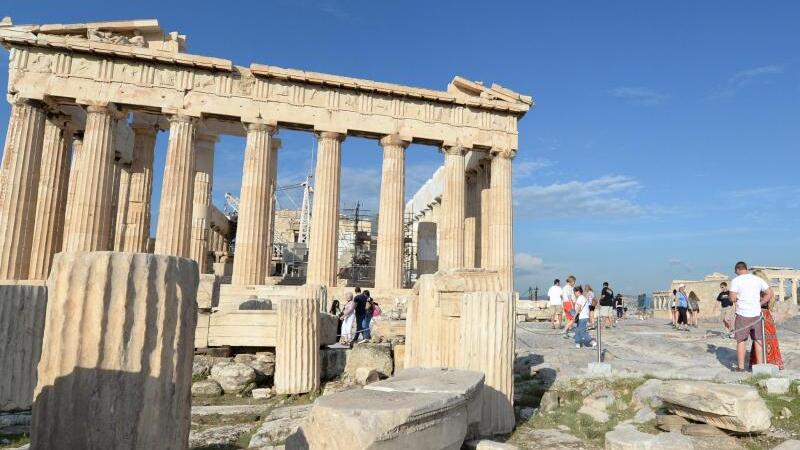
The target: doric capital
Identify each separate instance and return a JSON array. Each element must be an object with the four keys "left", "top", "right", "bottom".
[
  {"left": 379, "top": 134, "right": 410, "bottom": 149},
  {"left": 85, "top": 104, "right": 117, "bottom": 116},
  {"left": 491, "top": 148, "right": 517, "bottom": 160},
  {"left": 244, "top": 122, "right": 277, "bottom": 134},
  {"left": 316, "top": 131, "right": 346, "bottom": 142},
  {"left": 441, "top": 145, "right": 467, "bottom": 157},
  {"left": 130, "top": 121, "right": 159, "bottom": 136},
  {"left": 7, "top": 94, "right": 45, "bottom": 109},
  {"left": 167, "top": 113, "right": 199, "bottom": 125}
]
